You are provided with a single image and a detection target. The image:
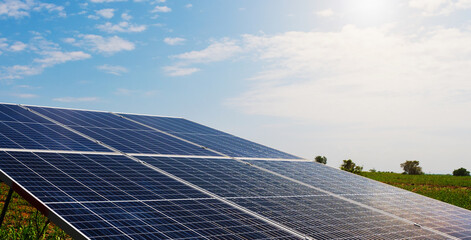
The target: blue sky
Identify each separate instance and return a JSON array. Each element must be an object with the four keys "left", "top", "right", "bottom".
[{"left": 1, "top": 0, "right": 471, "bottom": 173}]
